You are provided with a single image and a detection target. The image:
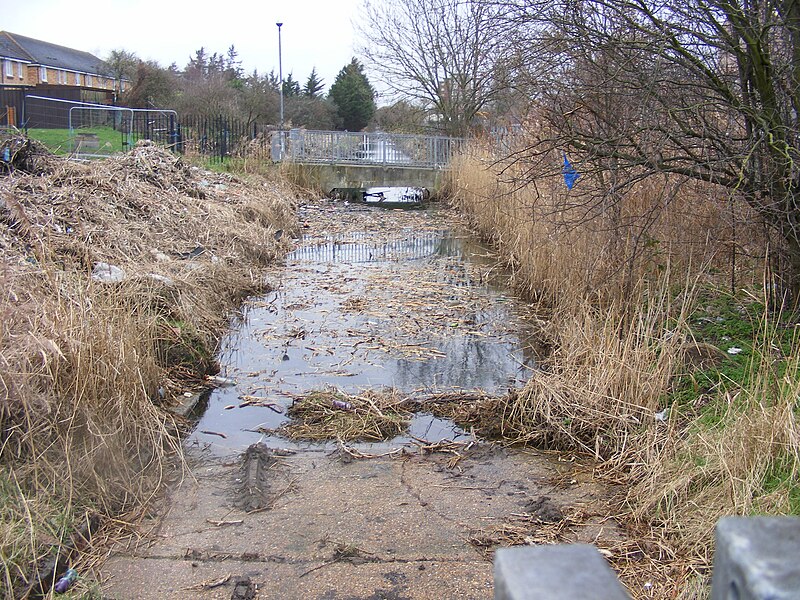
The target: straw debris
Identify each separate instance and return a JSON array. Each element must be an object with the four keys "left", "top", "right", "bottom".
[
  {"left": 282, "top": 390, "right": 411, "bottom": 442},
  {"left": 0, "top": 134, "right": 297, "bottom": 596}
]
